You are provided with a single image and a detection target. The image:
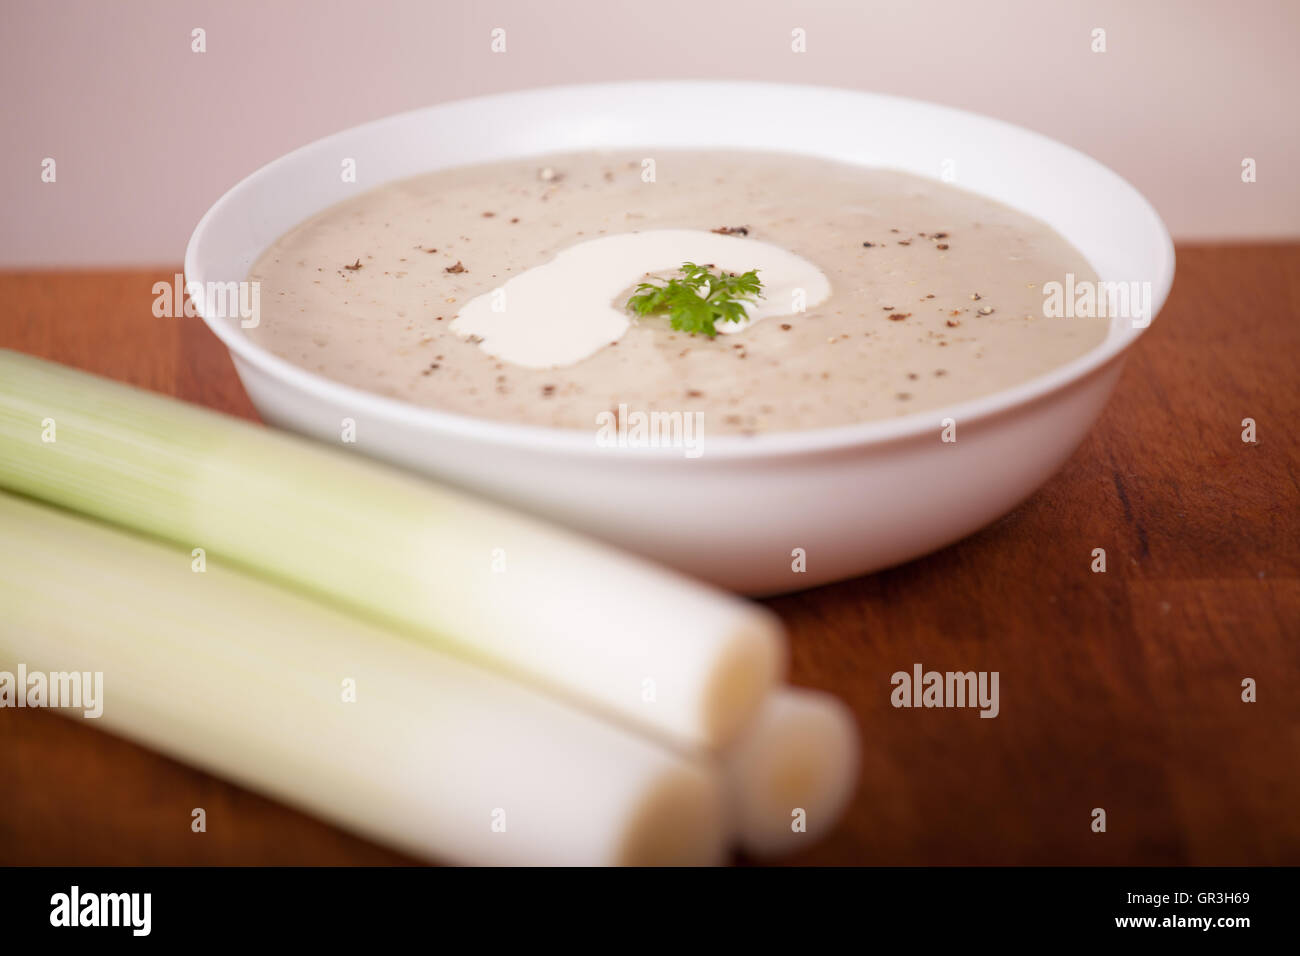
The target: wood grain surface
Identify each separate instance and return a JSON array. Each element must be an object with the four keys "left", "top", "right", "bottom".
[{"left": 1, "top": 245, "right": 1297, "bottom": 865}]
